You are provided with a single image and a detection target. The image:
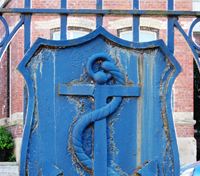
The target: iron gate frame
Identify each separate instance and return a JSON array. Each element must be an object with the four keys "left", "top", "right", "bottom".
[
  {"left": 0, "top": 0, "right": 199, "bottom": 61},
  {"left": 0, "top": 0, "right": 199, "bottom": 65}
]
